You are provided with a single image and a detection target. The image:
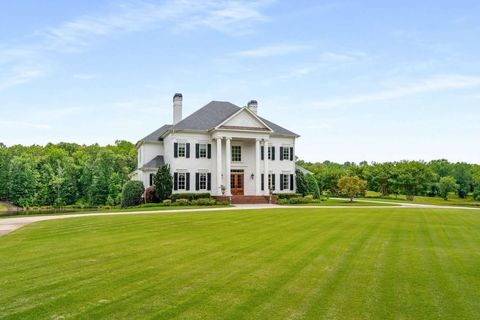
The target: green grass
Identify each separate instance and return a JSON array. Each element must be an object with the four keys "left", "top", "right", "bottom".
[
  {"left": 285, "top": 198, "right": 397, "bottom": 206},
  {"left": 0, "top": 204, "right": 230, "bottom": 219},
  {"left": 0, "top": 202, "right": 6, "bottom": 212},
  {"left": 363, "top": 191, "right": 480, "bottom": 207},
  {"left": 1, "top": 208, "right": 480, "bottom": 319}
]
